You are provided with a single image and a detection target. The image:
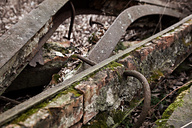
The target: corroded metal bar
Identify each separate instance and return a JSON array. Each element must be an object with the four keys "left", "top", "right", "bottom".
[
  {"left": 87, "top": 5, "right": 184, "bottom": 63},
  {"left": 124, "top": 70, "right": 151, "bottom": 128},
  {"left": 75, "top": 54, "right": 97, "bottom": 66}
]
